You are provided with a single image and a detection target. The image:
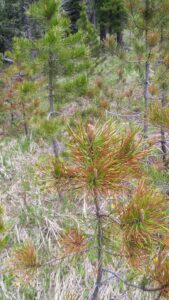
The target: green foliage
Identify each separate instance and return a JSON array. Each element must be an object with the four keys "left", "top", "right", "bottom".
[
  {"left": 77, "top": 2, "right": 100, "bottom": 57},
  {"left": 19, "top": 205, "right": 45, "bottom": 227},
  {"left": 96, "top": 0, "right": 127, "bottom": 35},
  {"left": 28, "top": 0, "right": 60, "bottom": 24},
  {"left": 147, "top": 164, "right": 169, "bottom": 191},
  {"left": 20, "top": 81, "right": 36, "bottom": 95},
  {"left": 20, "top": 0, "right": 91, "bottom": 112},
  {"left": 149, "top": 104, "right": 169, "bottom": 131},
  {"left": 62, "top": 0, "right": 81, "bottom": 32},
  {"left": 0, "top": 205, "right": 9, "bottom": 251}
]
